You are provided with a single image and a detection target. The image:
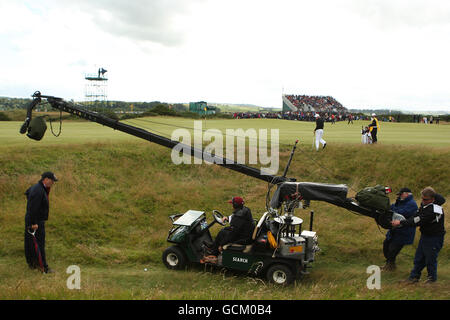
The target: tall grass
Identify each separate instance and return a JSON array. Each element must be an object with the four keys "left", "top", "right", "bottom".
[{"left": 0, "top": 121, "right": 449, "bottom": 299}]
